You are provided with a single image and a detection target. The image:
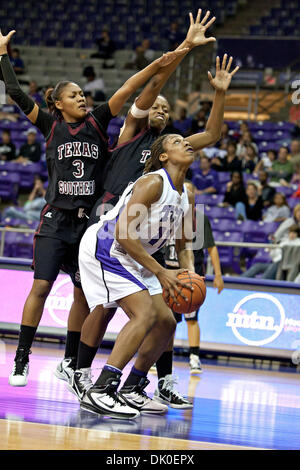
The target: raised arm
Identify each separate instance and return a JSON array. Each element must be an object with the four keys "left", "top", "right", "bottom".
[
  {"left": 186, "top": 54, "right": 240, "bottom": 151},
  {"left": 118, "top": 9, "right": 217, "bottom": 144},
  {"left": 107, "top": 48, "right": 188, "bottom": 117},
  {"left": 0, "top": 30, "right": 53, "bottom": 132}
]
